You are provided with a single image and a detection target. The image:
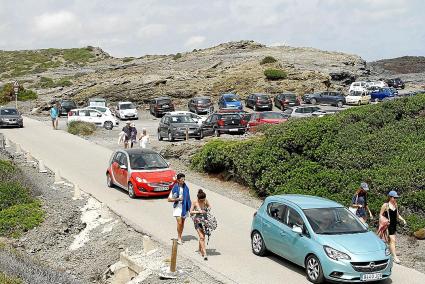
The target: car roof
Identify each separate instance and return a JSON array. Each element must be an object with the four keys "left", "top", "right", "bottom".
[
  {"left": 268, "top": 194, "right": 342, "bottom": 209},
  {"left": 155, "top": 96, "right": 171, "bottom": 100},
  {"left": 193, "top": 96, "right": 210, "bottom": 99},
  {"left": 120, "top": 148, "right": 158, "bottom": 155},
  {"left": 221, "top": 93, "right": 237, "bottom": 97},
  {"left": 0, "top": 107, "right": 17, "bottom": 110},
  {"left": 89, "top": 97, "right": 106, "bottom": 101},
  {"left": 118, "top": 101, "right": 133, "bottom": 104}
]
